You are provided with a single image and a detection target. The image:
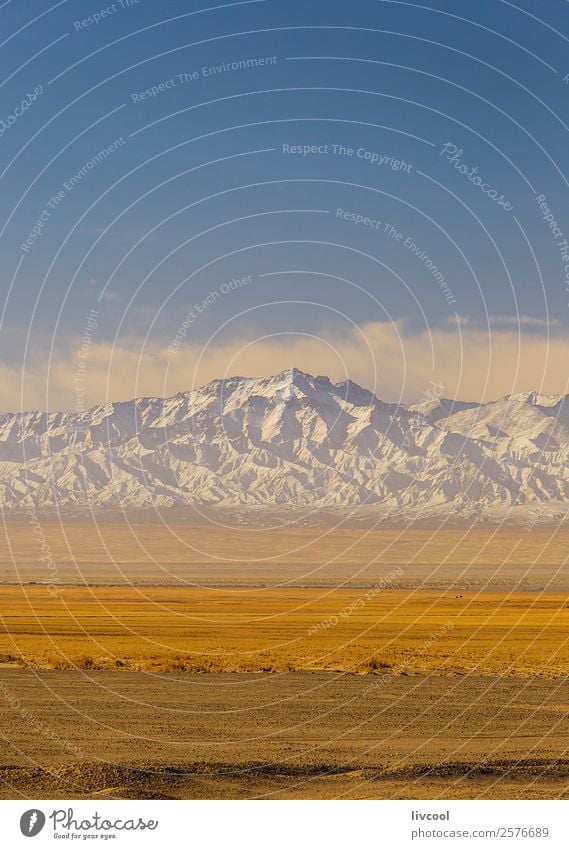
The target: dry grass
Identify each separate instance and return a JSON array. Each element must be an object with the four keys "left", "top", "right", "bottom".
[
  {"left": 1, "top": 520, "right": 567, "bottom": 677},
  {"left": 0, "top": 584, "right": 567, "bottom": 677}
]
